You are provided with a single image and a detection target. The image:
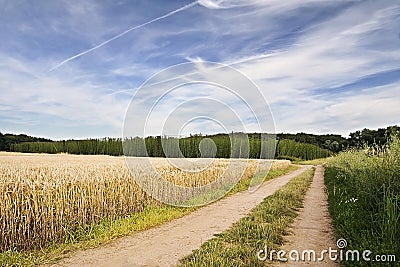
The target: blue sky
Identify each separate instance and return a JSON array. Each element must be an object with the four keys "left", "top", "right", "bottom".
[{"left": 1, "top": 0, "right": 399, "bottom": 139}]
